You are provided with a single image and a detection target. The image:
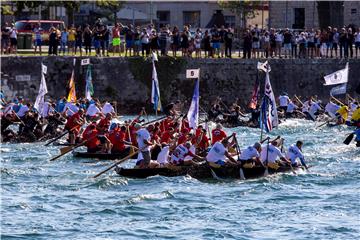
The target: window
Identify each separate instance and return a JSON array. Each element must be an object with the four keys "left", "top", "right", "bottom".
[
  {"left": 183, "top": 11, "right": 200, "bottom": 28},
  {"left": 224, "top": 16, "right": 236, "bottom": 28},
  {"left": 293, "top": 8, "right": 305, "bottom": 29},
  {"left": 157, "top": 11, "right": 170, "bottom": 27},
  {"left": 351, "top": 8, "right": 357, "bottom": 14}
]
